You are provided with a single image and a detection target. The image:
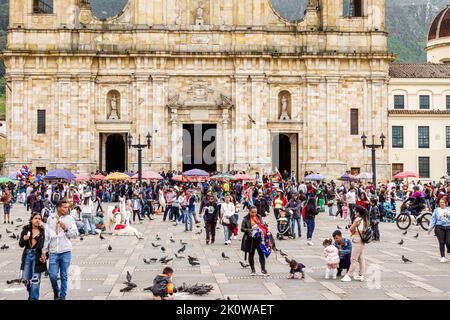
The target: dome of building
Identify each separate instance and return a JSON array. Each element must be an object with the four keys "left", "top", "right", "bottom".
[
  {"left": 428, "top": 6, "right": 450, "bottom": 41},
  {"left": 426, "top": 6, "right": 450, "bottom": 64}
]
